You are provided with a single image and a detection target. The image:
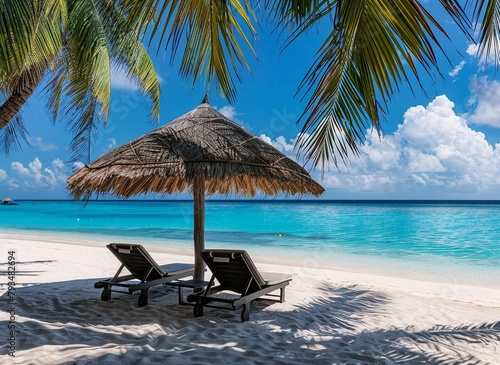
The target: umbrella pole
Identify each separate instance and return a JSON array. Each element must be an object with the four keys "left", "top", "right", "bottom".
[{"left": 193, "top": 176, "right": 206, "bottom": 281}]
